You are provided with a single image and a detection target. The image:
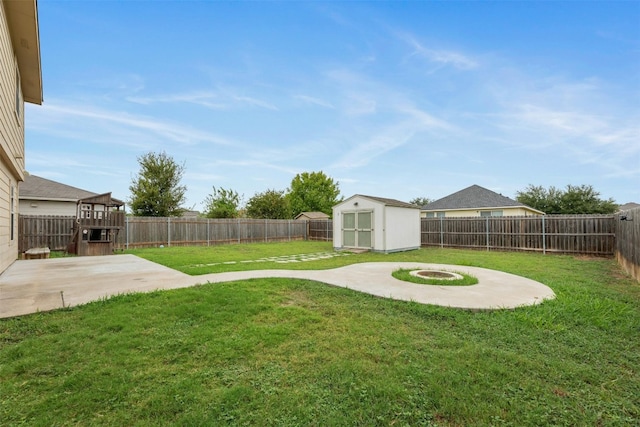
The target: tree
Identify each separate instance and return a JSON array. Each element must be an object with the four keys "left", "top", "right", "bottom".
[
  {"left": 516, "top": 184, "right": 617, "bottom": 214},
  {"left": 246, "top": 189, "right": 291, "bottom": 219},
  {"left": 515, "top": 185, "right": 563, "bottom": 214},
  {"left": 202, "top": 187, "right": 241, "bottom": 218},
  {"left": 409, "top": 197, "right": 432, "bottom": 207},
  {"left": 559, "top": 184, "right": 617, "bottom": 214},
  {"left": 129, "top": 151, "right": 187, "bottom": 217},
  {"left": 286, "top": 171, "right": 341, "bottom": 218}
]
